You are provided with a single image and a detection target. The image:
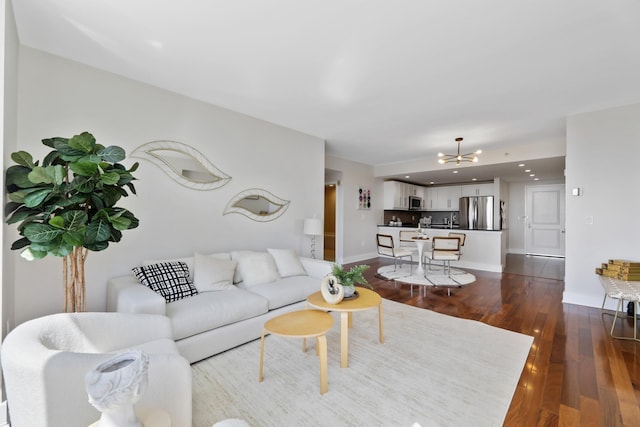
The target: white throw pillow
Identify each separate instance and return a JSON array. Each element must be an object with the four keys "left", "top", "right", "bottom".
[
  {"left": 143, "top": 252, "right": 230, "bottom": 280},
  {"left": 267, "top": 248, "right": 307, "bottom": 278},
  {"left": 231, "top": 251, "right": 281, "bottom": 287},
  {"left": 193, "top": 252, "right": 237, "bottom": 292}
]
